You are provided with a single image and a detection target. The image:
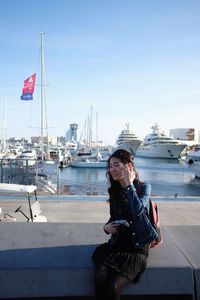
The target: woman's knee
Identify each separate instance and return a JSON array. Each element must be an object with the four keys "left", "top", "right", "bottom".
[{"left": 107, "top": 273, "right": 129, "bottom": 297}]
